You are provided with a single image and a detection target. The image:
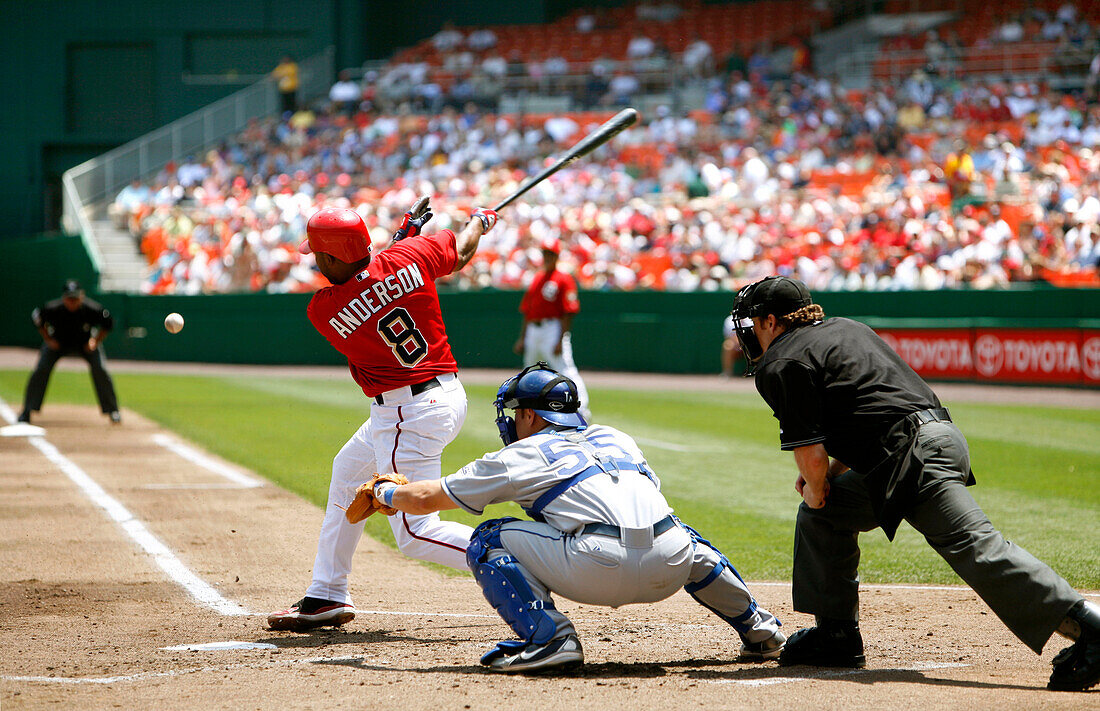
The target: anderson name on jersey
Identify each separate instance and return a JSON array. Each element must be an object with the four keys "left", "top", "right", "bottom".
[{"left": 307, "top": 230, "right": 459, "bottom": 396}]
